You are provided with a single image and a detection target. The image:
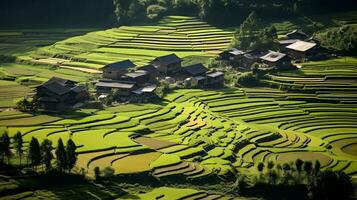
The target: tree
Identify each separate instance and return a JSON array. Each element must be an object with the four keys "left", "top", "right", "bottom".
[
  {"left": 113, "top": 0, "right": 123, "bottom": 24},
  {"left": 267, "top": 161, "right": 275, "bottom": 170},
  {"left": 103, "top": 167, "right": 115, "bottom": 178},
  {"left": 304, "top": 161, "right": 313, "bottom": 175},
  {"left": 15, "top": 98, "right": 38, "bottom": 113},
  {"left": 314, "top": 160, "right": 321, "bottom": 175},
  {"left": 1, "top": 132, "right": 11, "bottom": 164},
  {"left": 196, "top": 0, "right": 212, "bottom": 19},
  {"left": 295, "top": 159, "right": 303, "bottom": 173},
  {"left": 55, "top": 138, "right": 67, "bottom": 172},
  {"left": 94, "top": 166, "right": 100, "bottom": 181},
  {"left": 147, "top": 4, "right": 167, "bottom": 19},
  {"left": 41, "top": 139, "right": 53, "bottom": 172},
  {"left": 257, "top": 162, "right": 265, "bottom": 173},
  {"left": 14, "top": 131, "right": 23, "bottom": 166},
  {"left": 240, "top": 11, "right": 260, "bottom": 34},
  {"left": 28, "top": 137, "right": 41, "bottom": 170},
  {"left": 66, "top": 139, "right": 77, "bottom": 173},
  {"left": 308, "top": 171, "right": 354, "bottom": 200}
]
